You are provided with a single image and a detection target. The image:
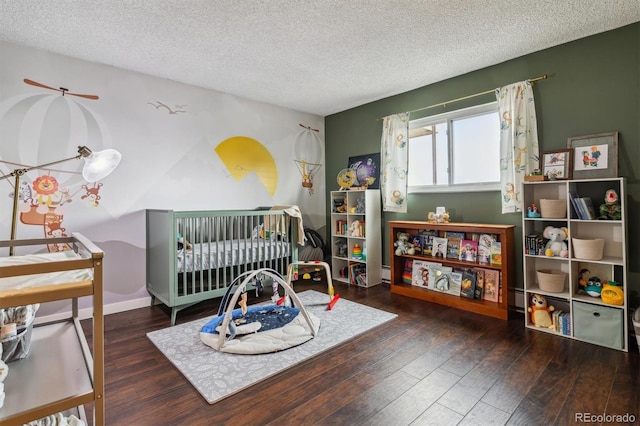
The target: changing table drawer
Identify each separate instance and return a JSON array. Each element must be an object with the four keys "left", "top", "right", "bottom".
[{"left": 572, "top": 301, "right": 623, "bottom": 350}]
